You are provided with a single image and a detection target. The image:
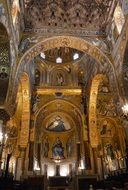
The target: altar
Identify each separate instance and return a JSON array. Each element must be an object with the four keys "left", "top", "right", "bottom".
[{"left": 48, "top": 176, "right": 72, "bottom": 190}]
